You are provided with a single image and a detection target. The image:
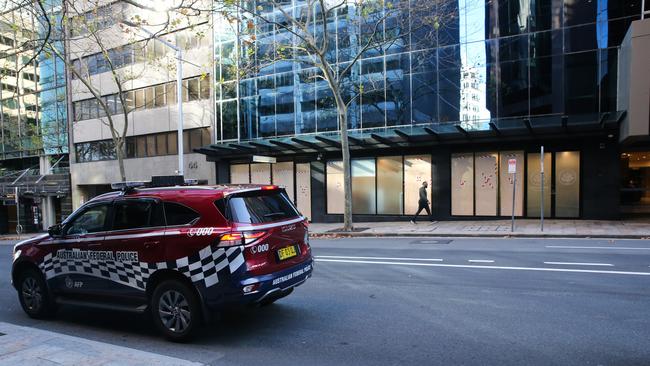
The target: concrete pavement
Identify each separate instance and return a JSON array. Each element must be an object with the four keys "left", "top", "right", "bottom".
[
  {"left": 0, "top": 322, "right": 201, "bottom": 365},
  {"left": 309, "top": 218, "right": 650, "bottom": 238},
  {"left": 3, "top": 218, "right": 650, "bottom": 243}
]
